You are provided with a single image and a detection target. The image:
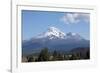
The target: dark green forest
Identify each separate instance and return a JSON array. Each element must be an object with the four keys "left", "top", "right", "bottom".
[{"left": 22, "top": 47, "right": 90, "bottom": 62}]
